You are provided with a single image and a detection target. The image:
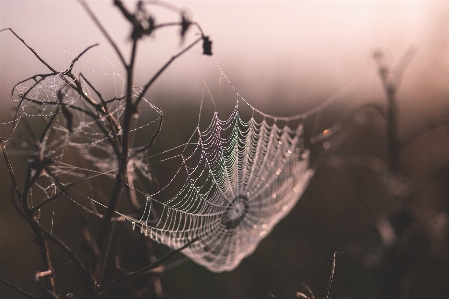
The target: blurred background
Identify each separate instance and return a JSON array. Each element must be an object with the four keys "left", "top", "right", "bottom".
[{"left": 1, "top": 1, "right": 448, "bottom": 298}]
